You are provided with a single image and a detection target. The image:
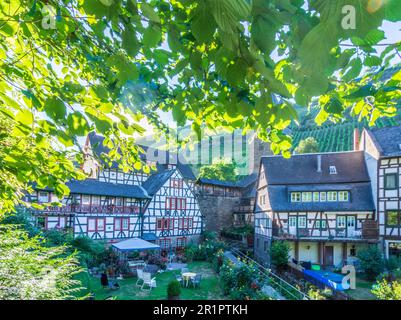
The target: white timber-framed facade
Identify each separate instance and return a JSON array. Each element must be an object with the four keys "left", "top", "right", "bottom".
[
  {"left": 254, "top": 151, "right": 379, "bottom": 267},
  {"left": 29, "top": 132, "right": 203, "bottom": 252}
]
